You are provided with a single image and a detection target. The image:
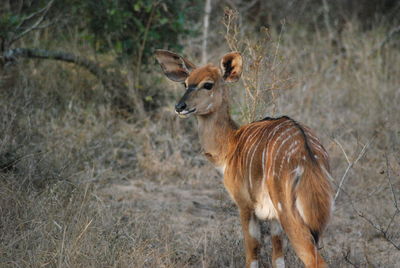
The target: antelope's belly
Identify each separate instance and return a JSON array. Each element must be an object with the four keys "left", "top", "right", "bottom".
[{"left": 254, "top": 191, "right": 278, "bottom": 220}]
